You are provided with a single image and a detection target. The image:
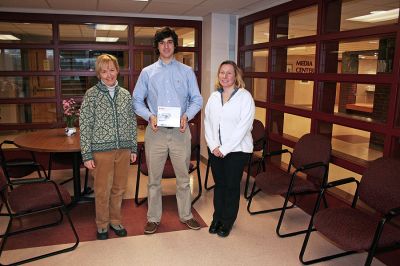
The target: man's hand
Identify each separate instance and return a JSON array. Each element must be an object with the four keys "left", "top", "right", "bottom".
[
  {"left": 180, "top": 114, "right": 188, "bottom": 133},
  {"left": 149, "top": 115, "right": 158, "bottom": 132},
  {"left": 84, "top": 160, "right": 96, "bottom": 170}
]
